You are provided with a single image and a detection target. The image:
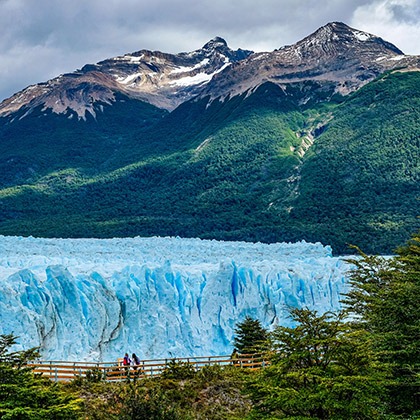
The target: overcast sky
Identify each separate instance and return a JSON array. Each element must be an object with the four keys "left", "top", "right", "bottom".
[{"left": 1, "top": 0, "right": 419, "bottom": 102}]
